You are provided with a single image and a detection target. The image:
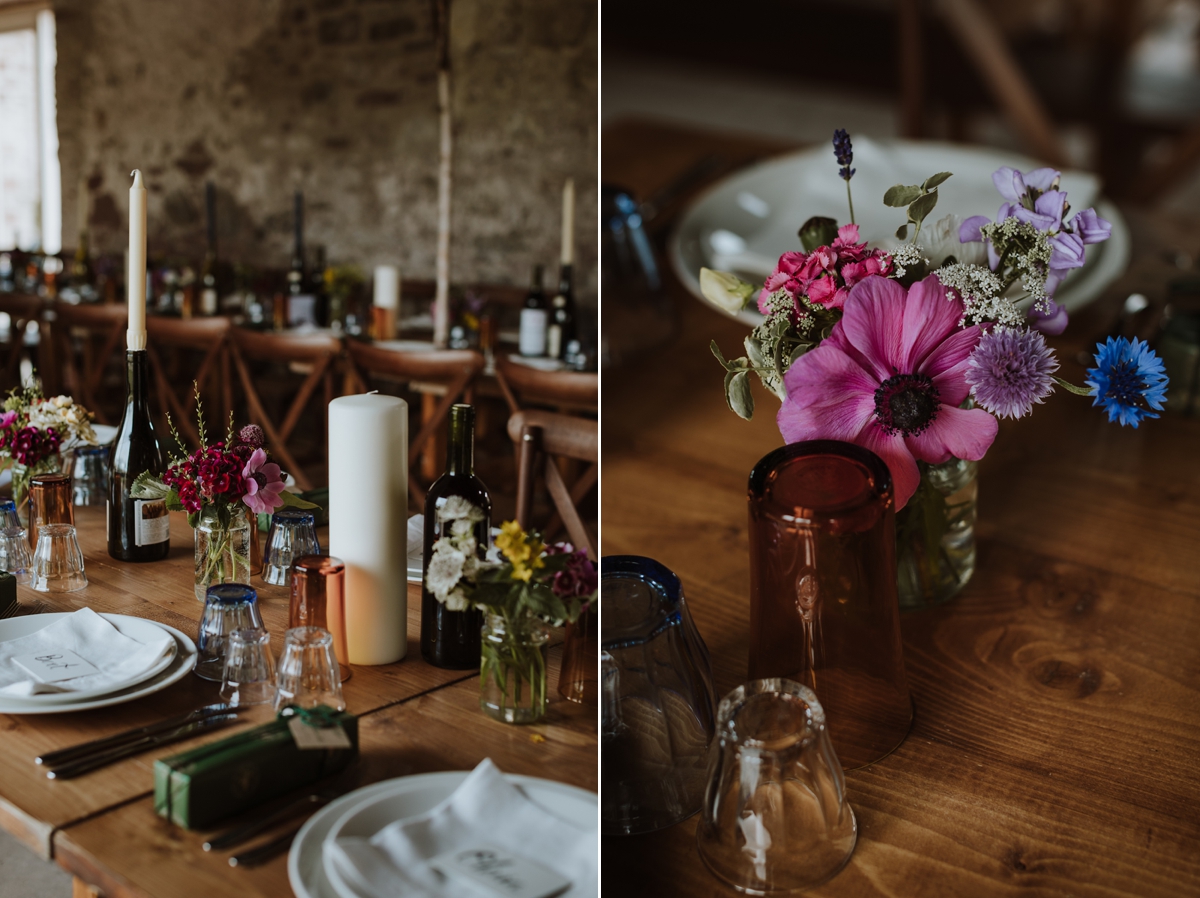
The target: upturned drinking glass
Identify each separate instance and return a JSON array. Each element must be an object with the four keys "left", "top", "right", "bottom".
[
  {"left": 196, "top": 584, "right": 264, "bottom": 681},
  {"left": 696, "top": 679, "right": 856, "bottom": 894},
  {"left": 0, "top": 527, "right": 33, "bottom": 583},
  {"left": 72, "top": 446, "right": 110, "bottom": 506},
  {"left": 262, "top": 509, "right": 320, "bottom": 586},
  {"left": 274, "top": 627, "right": 346, "bottom": 712},
  {"left": 219, "top": 628, "right": 277, "bottom": 707},
  {"left": 0, "top": 500, "right": 21, "bottom": 530},
  {"left": 30, "top": 524, "right": 87, "bottom": 592},
  {"left": 748, "top": 440, "right": 912, "bottom": 770},
  {"left": 601, "top": 556, "right": 716, "bottom": 835}
]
